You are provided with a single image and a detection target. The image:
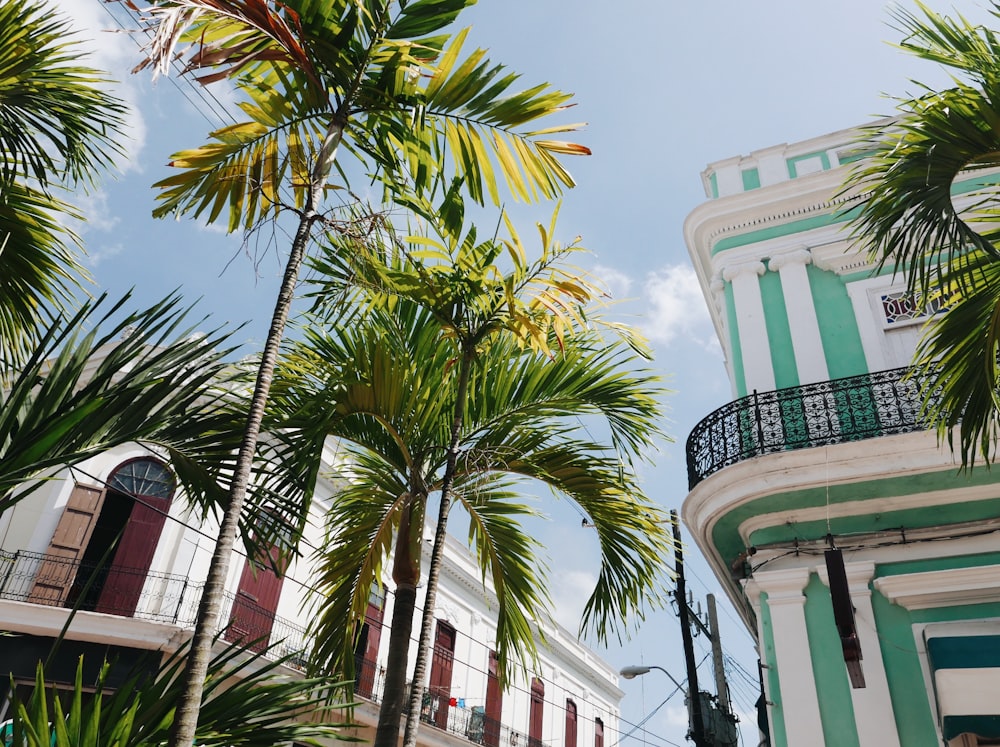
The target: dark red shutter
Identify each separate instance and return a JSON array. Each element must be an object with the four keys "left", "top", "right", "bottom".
[
  {"left": 565, "top": 699, "right": 577, "bottom": 747},
  {"left": 484, "top": 650, "right": 503, "bottom": 747},
  {"left": 594, "top": 718, "right": 604, "bottom": 747},
  {"left": 529, "top": 677, "right": 545, "bottom": 746},
  {"left": 428, "top": 621, "right": 456, "bottom": 729},
  {"left": 224, "top": 544, "right": 286, "bottom": 651},
  {"left": 355, "top": 598, "right": 384, "bottom": 698},
  {"left": 94, "top": 493, "right": 171, "bottom": 615}
]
